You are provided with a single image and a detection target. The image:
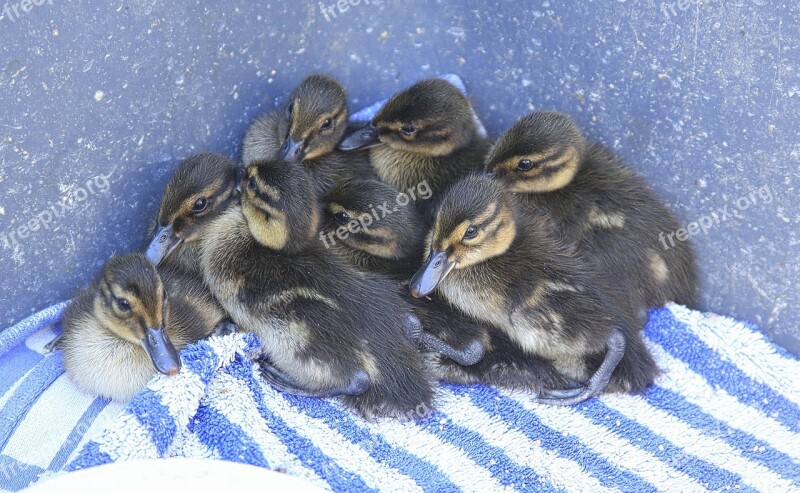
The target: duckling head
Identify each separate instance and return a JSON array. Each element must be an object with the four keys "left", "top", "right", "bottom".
[
  {"left": 242, "top": 159, "right": 320, "bottom": 254},
  {"left": 146, "top": 153, "right": 241, "bottom": 265},
  {"left": 91, "top": 253, "right": 180, "bottom": 375},
  {"left": 278, "top": 74, "right": 348, "bottom": 163},
  {"left": 485, "top": 111, "right": 586, "bottom": 193},
  {"left": 322, "top": 179, "right": 423, "bottom": 260},
  {"left": 339, "top": 78, "right": 476, "bottom": 156},
  {"left": 410, "top": 174, "right": 516, "bottom": 298}
]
